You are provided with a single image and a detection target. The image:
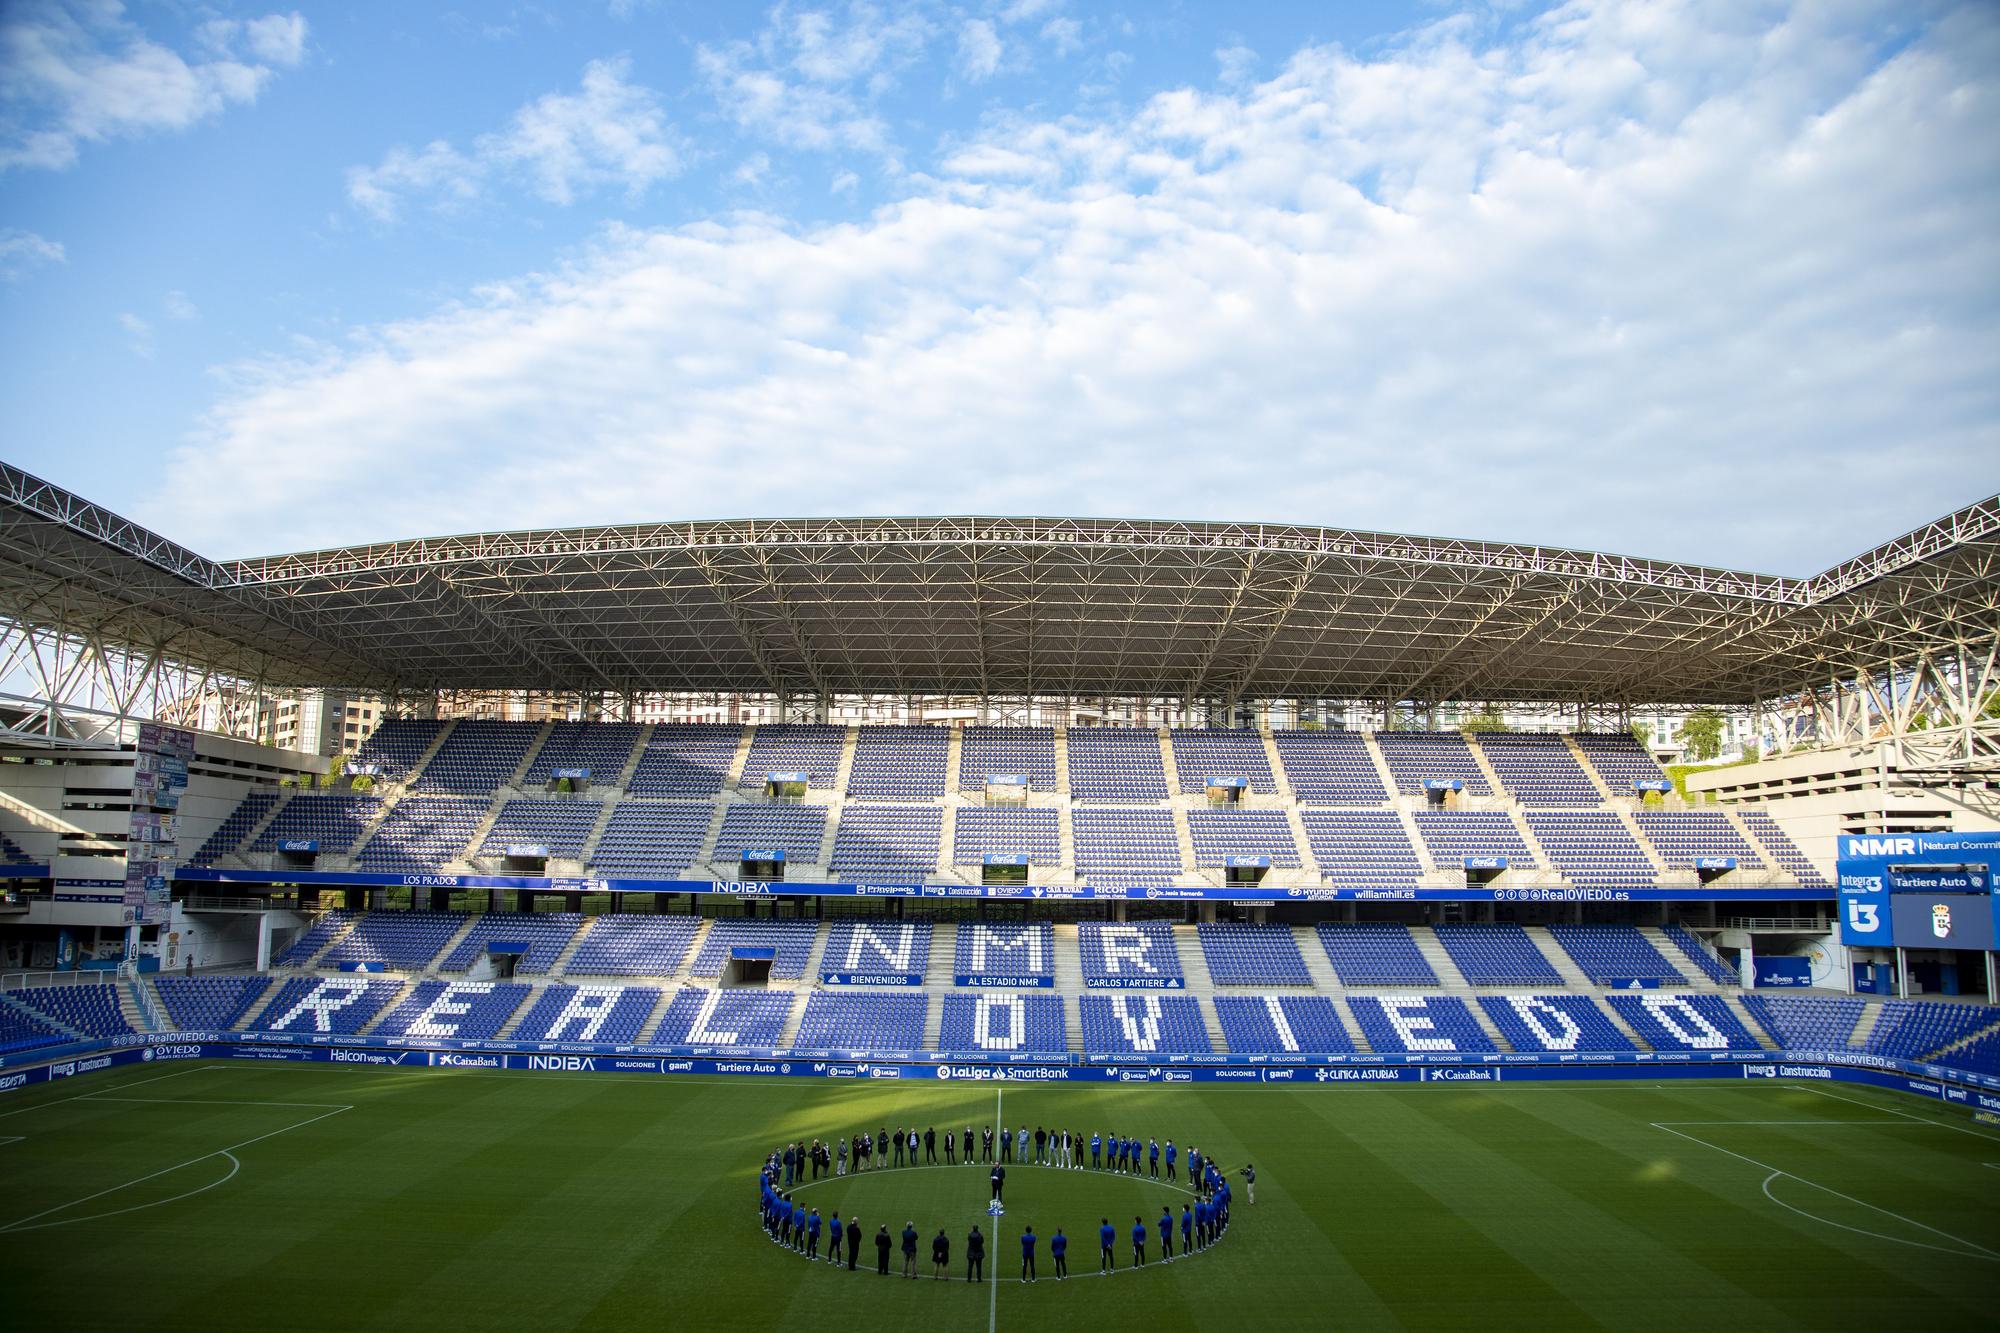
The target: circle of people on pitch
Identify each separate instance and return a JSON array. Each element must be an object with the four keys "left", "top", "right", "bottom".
[{"left": 758, "top": 1124, "right": 1249, "bottom": 1281}]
